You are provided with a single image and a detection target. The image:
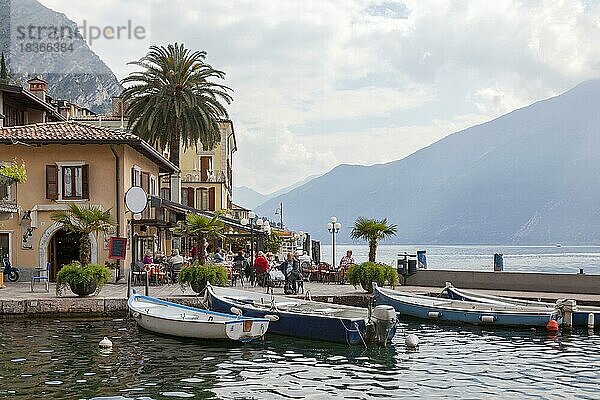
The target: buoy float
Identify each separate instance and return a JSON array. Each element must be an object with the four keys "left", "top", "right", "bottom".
[
  {"left": 546, "top": 320, "right": 559, "bottom": 332},
  {"left": 99, "top": 337, "right": 113, "bottom": 348},
  {"left": 405, "top": 334, "right": 420, "bottom": 349}
]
